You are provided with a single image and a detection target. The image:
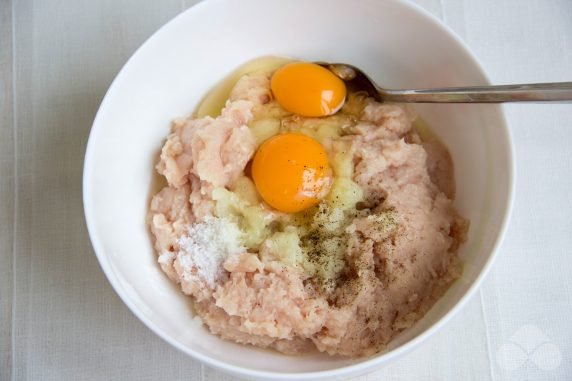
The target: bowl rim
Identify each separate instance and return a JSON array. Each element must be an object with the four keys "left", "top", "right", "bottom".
[{"left": 82, "top": 0, "right": 515, "bottom": 378}]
